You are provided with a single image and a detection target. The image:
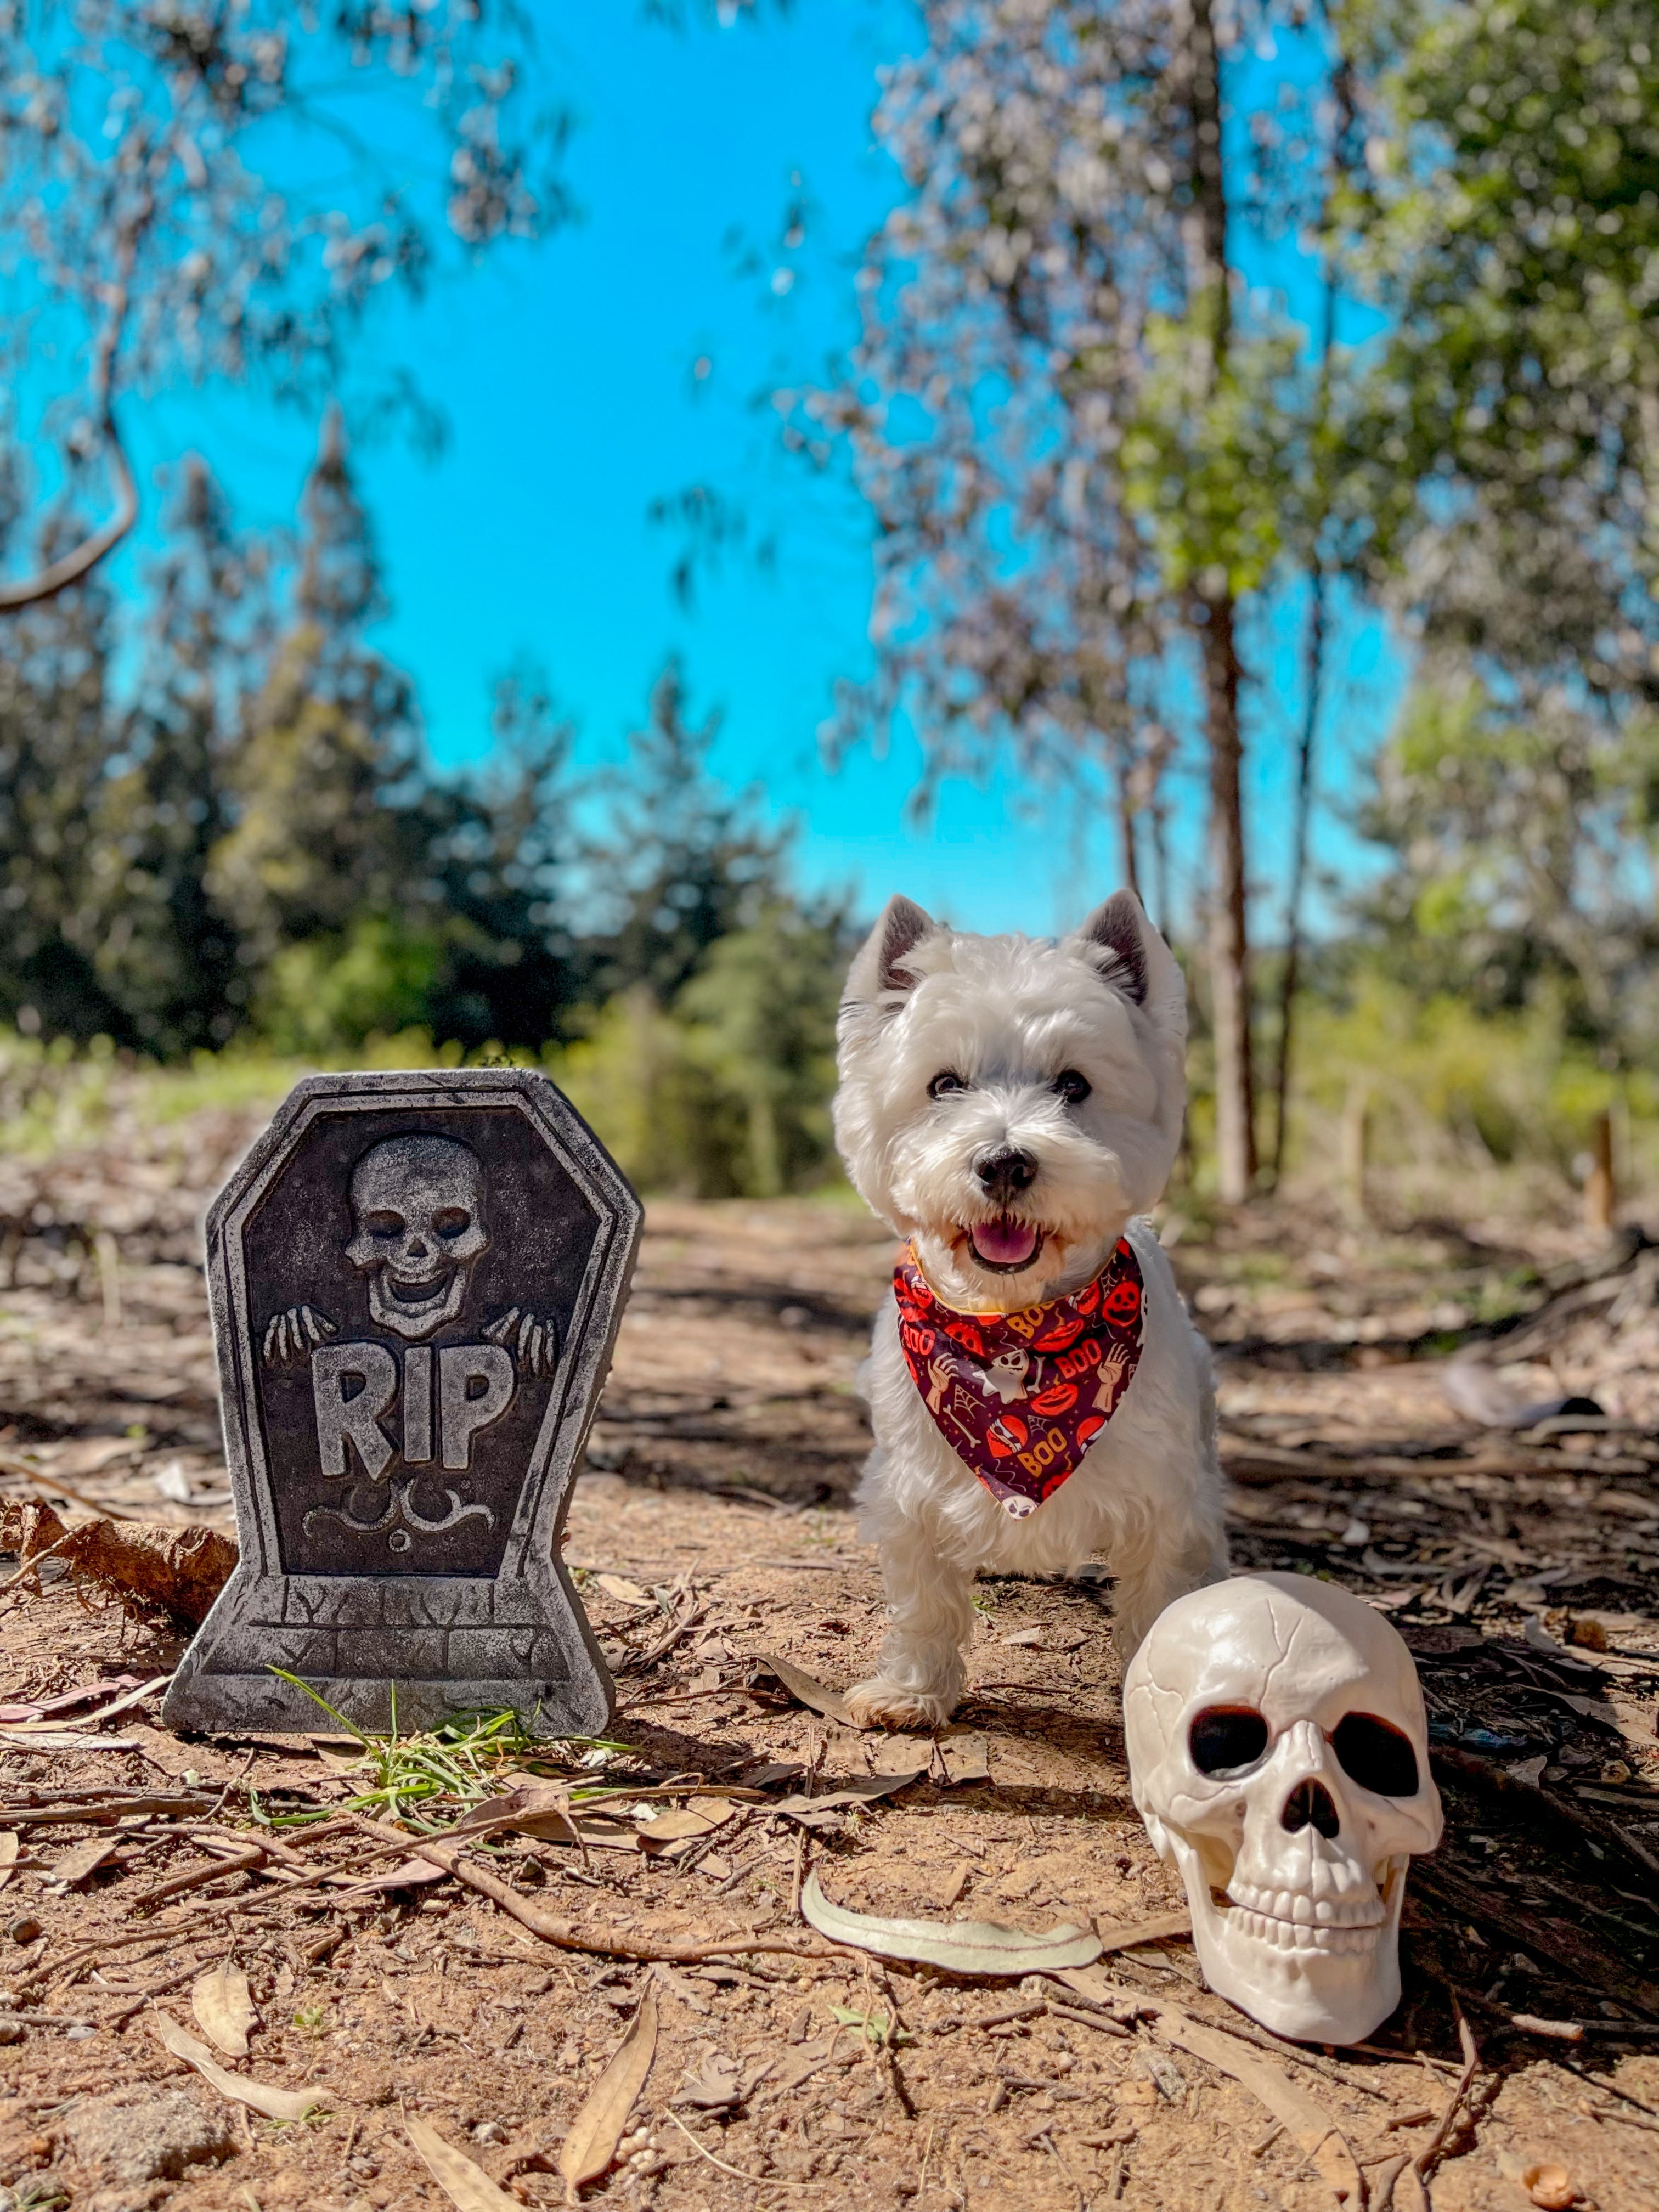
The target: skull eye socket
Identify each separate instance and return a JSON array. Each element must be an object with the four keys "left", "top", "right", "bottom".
[
  {"left": 363, "top": 1211, "right": 405, "bottom": 1237},
  {"left": 1189, "top": 1706, "right": 1269, "bottom": 1777},
  {"left": 1332, "top": 1712, "right": 1420, "bottom": 1797},
  {"left": 433, "top": 1208, "right": 473, "bottom": 1239}
]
